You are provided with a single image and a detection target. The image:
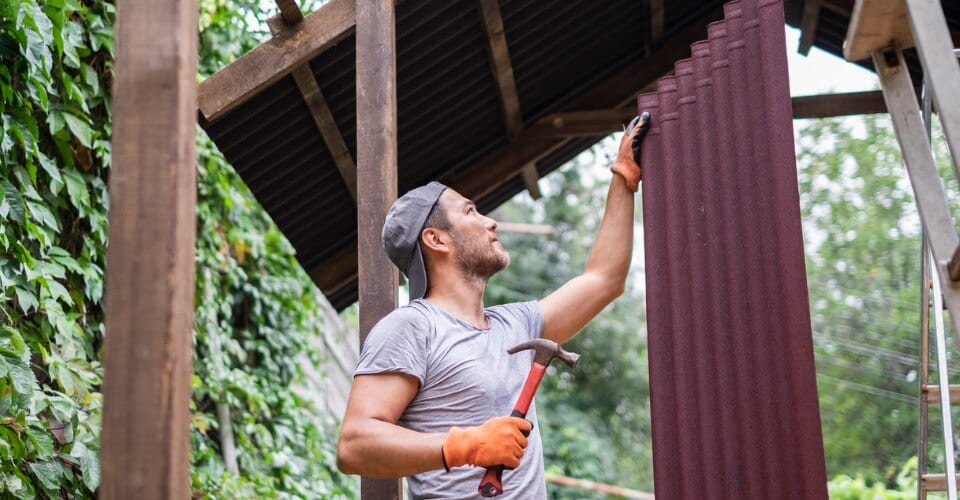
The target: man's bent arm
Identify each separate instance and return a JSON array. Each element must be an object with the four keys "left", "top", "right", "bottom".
[
  {"left": 540, "top": 126, "right": 641, "bottom": 344},
  {"left": 337, "top": 373, "right": 446, "bottom": 477}
]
